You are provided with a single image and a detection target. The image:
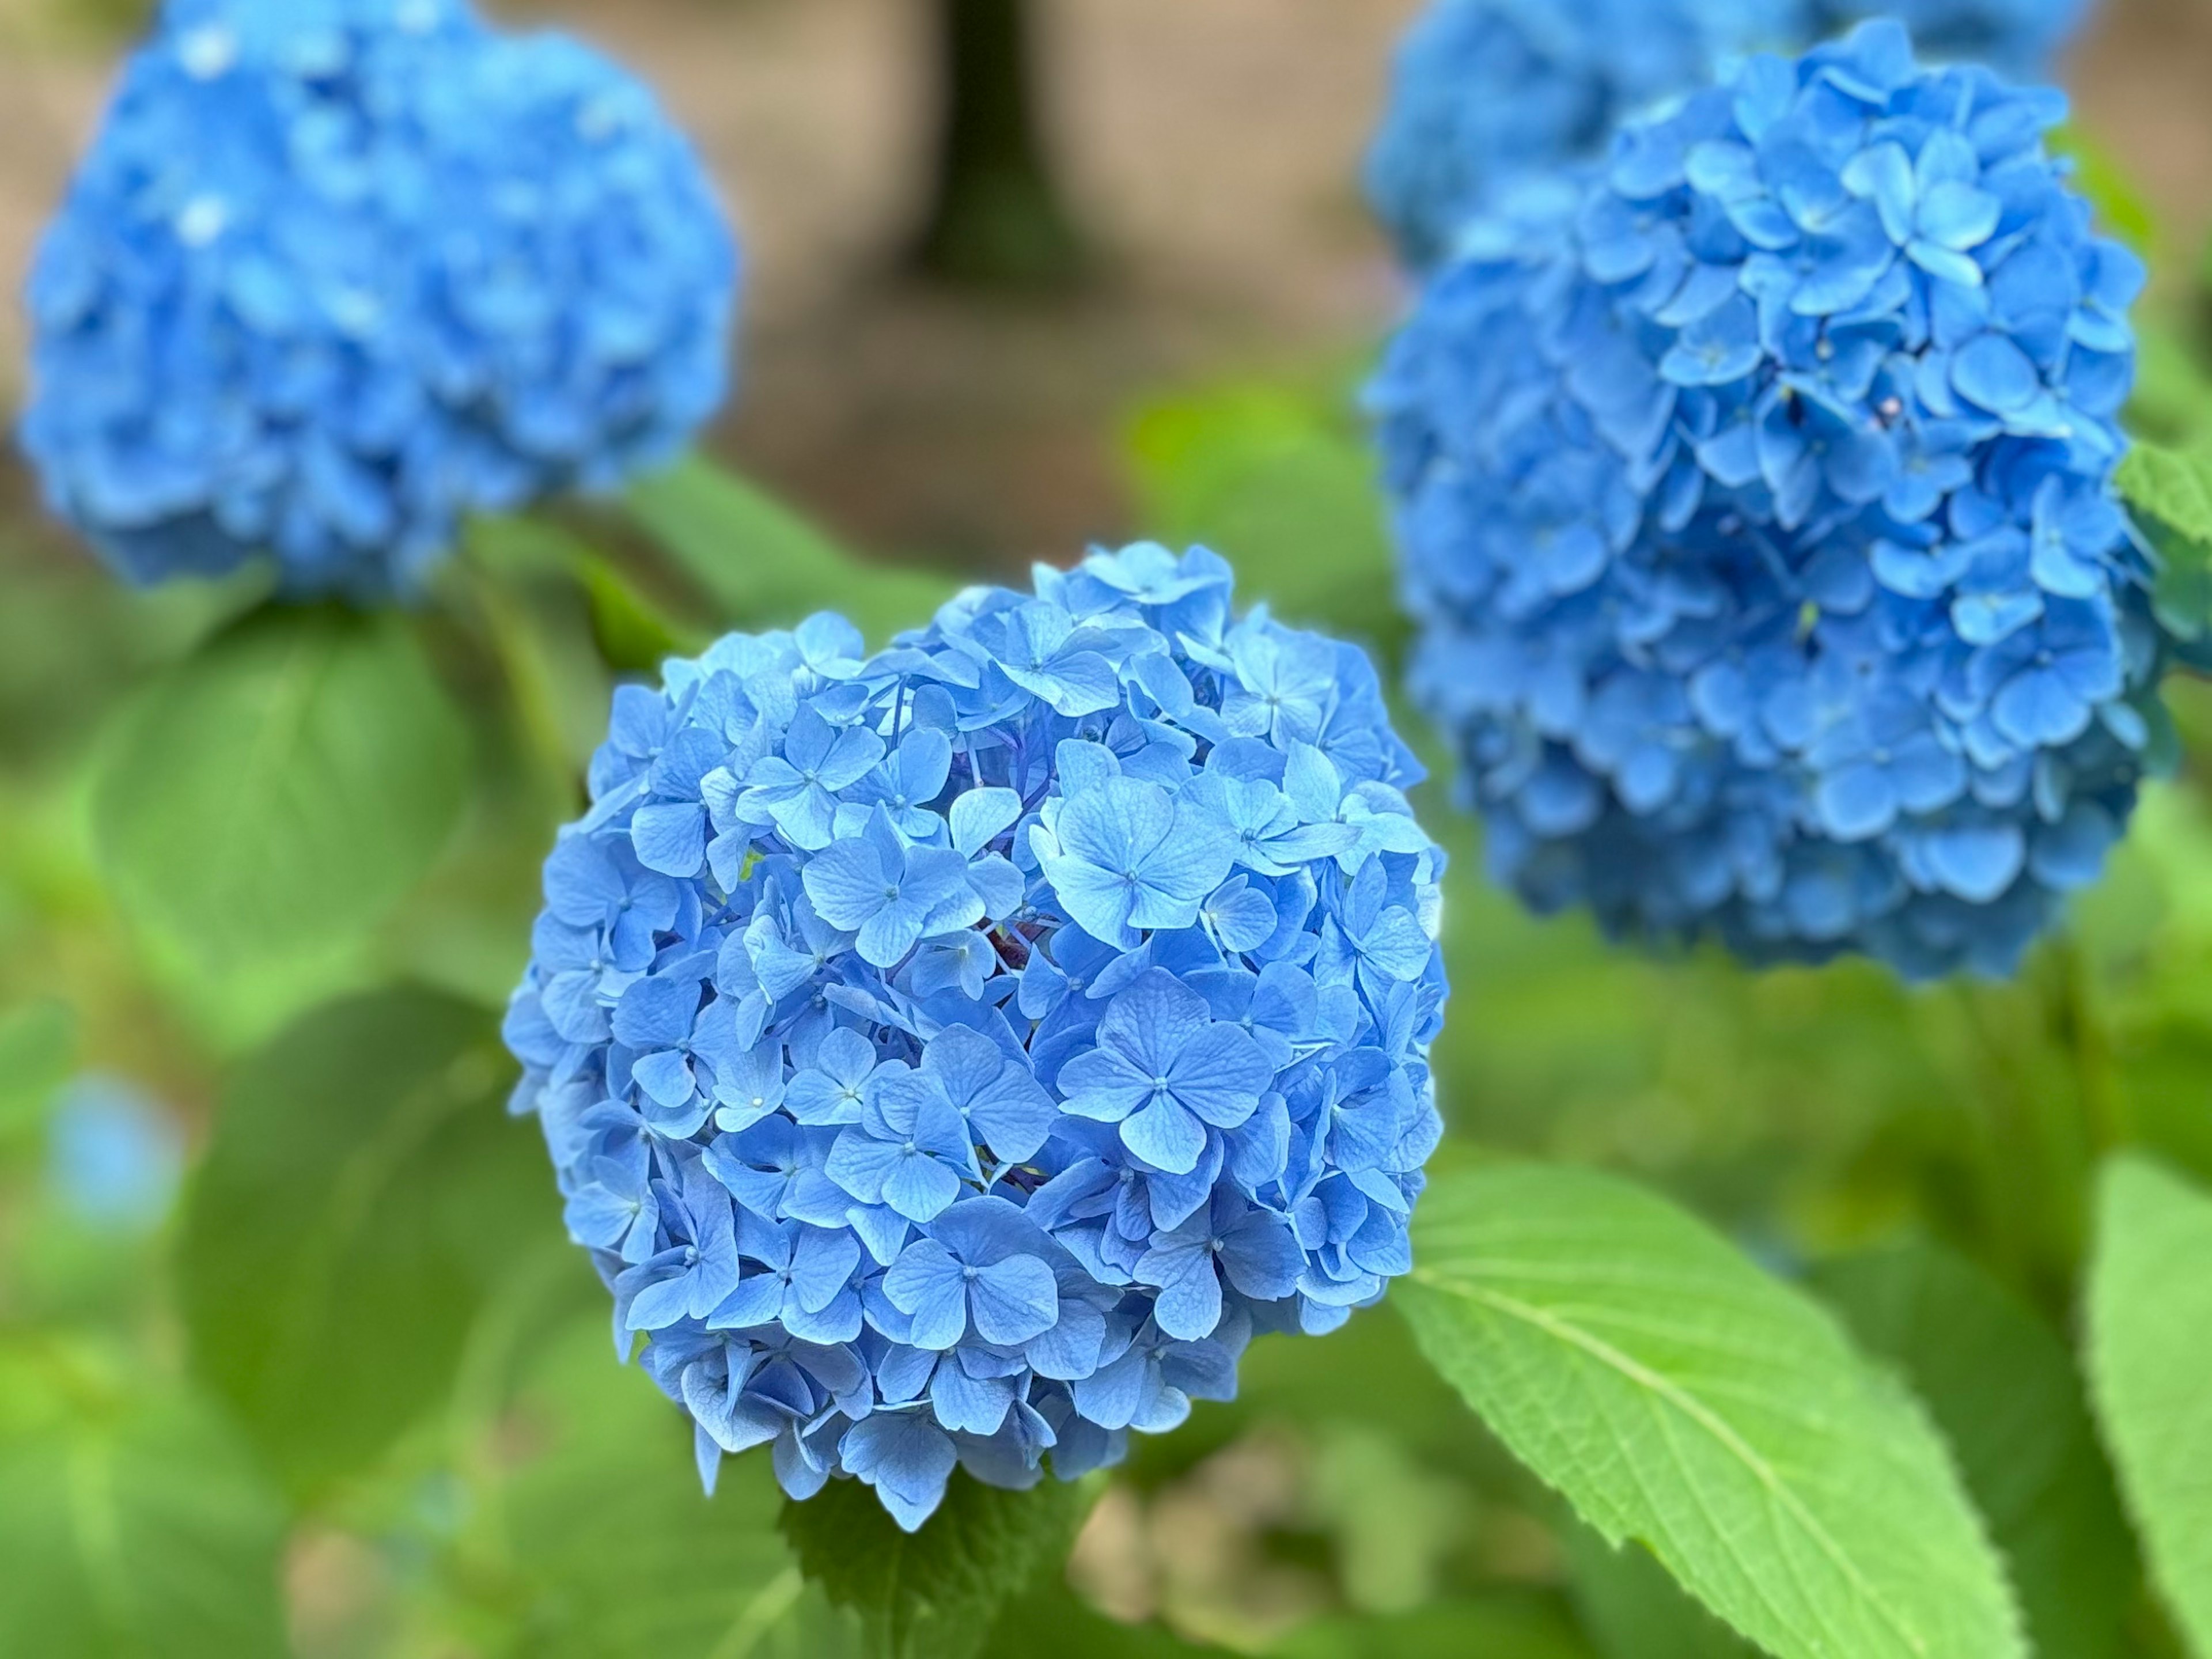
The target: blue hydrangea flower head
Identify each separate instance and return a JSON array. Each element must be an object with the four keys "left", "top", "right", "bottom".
[
  {"left": 1366, "top": 0, "right": 1812, "bottom": 269},
  {"left": 1365, "top": 0, "right": 2099, "bottom": 270},
  {"left": 20, "top": 0, "right": 738, "bottom": 598},
  {"left": 505, "top": 544, "right": 1450, "bottom": 1529},
  {"left": 1372, "top": 21, "right": 2160, "bottom": 980}
]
